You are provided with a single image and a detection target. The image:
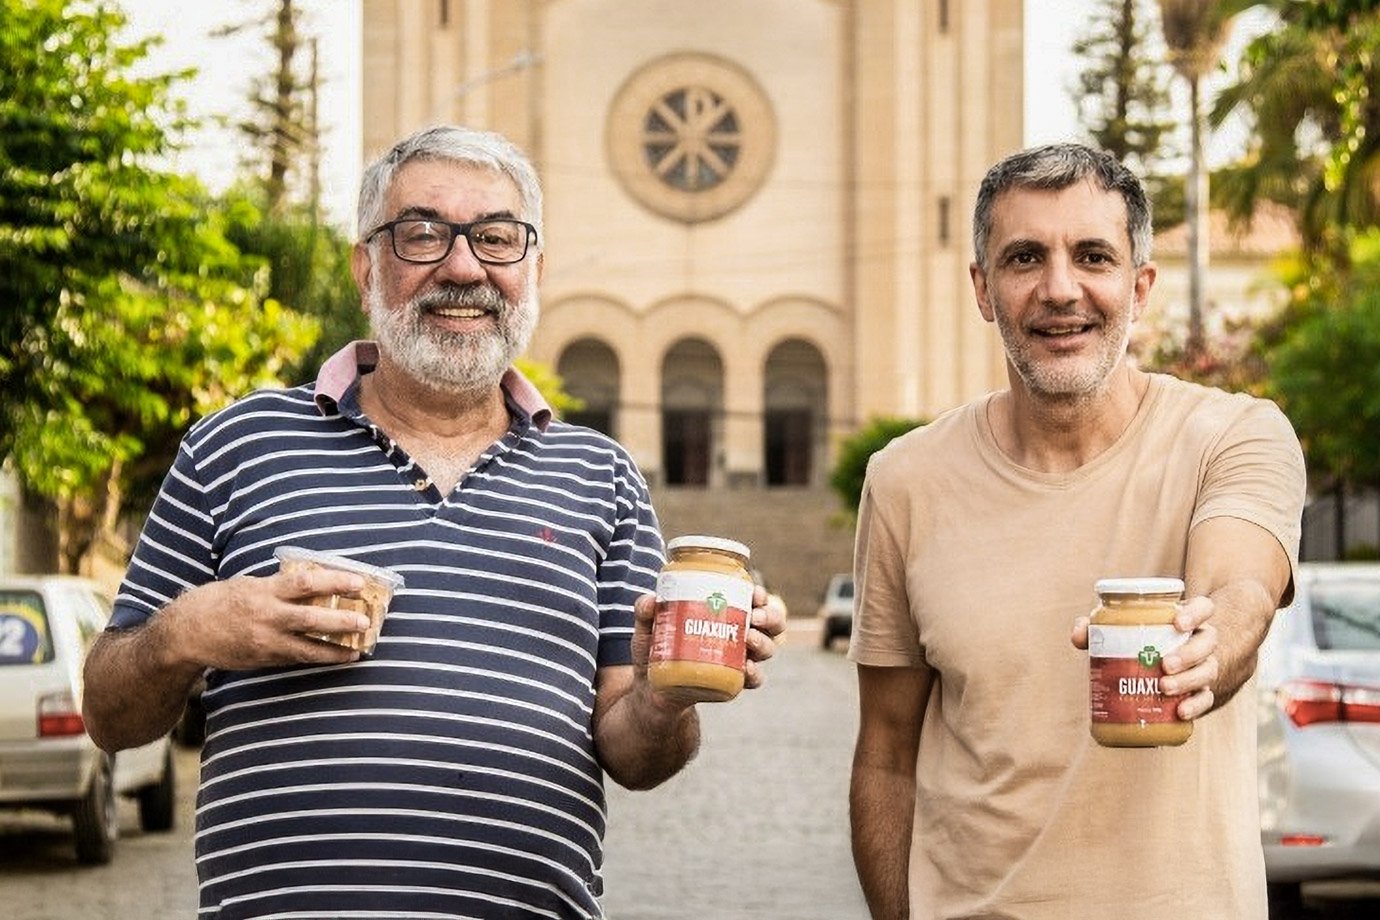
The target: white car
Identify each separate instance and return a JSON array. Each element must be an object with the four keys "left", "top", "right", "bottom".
[
  {"left": 1257, "top": 562, "right": 1380, "bottom": 913},
  {"left": 817, "top": 574, "right": 854, "bottom": 649},
  {"left": 0, "top": 574, "right": 175, "bottom": 864}
]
